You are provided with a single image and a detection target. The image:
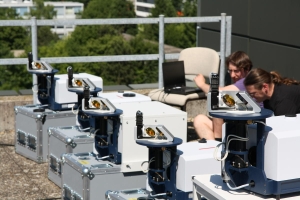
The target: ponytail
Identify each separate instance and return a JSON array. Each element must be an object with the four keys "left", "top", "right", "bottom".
[
  {"left": 244, "top": 68, "right": 300, "bottom": 89},
  {"left": 270, "top": 71, "right": 300, "bottom": 85}
]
